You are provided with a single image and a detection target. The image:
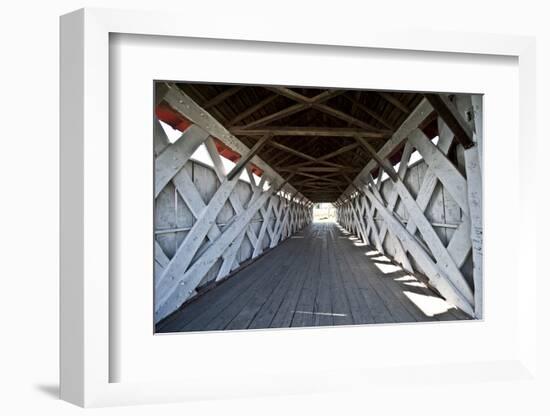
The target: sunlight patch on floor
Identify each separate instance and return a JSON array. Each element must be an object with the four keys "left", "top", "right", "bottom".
[
  {"left": 369, "top": 253, "right": 403, "bottom": 274},
  {"left": 373, "top": 262, "right": 403, "bottom": 274},
  {"left": 394, "top": 275, "right": 417, "bottom": 282},
  {"left": 402, "top": 281, "right": 427, "bottom": 288},
  {"left": 403, "top": 291, "right": 453, "bottom": 317}
]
